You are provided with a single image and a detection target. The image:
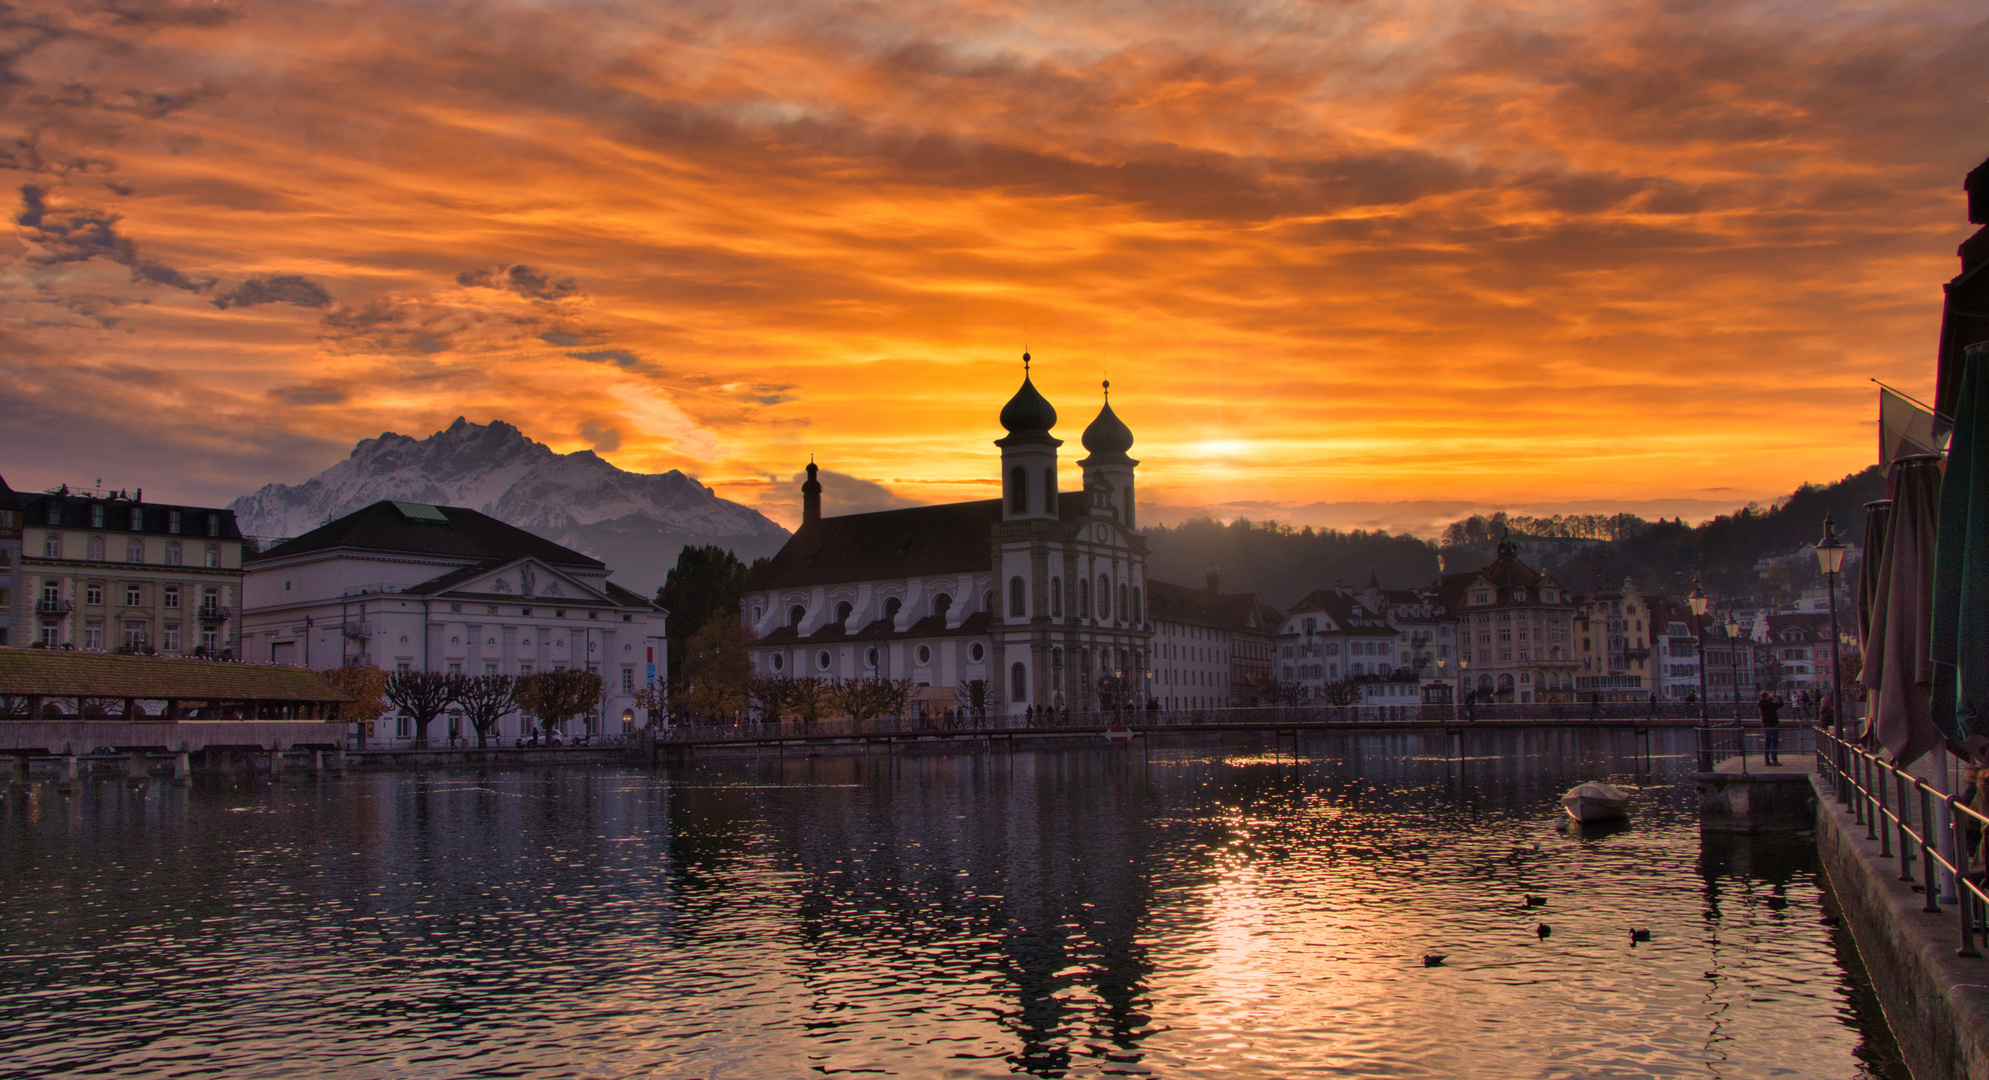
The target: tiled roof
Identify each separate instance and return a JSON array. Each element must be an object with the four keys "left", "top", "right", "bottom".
[
  {"left": 748, "top": 492, "right": 1092, "bottom": 592},
  {"left": 1147, "top": 580, "right": 1275, "bottom": 634},
  {"left": 250, "top": 501, "right": 604, "bottom": 569},
  {"left": 0, "top": 650, "right": 353, "bottom": 701},
  {"left": 0, "top": 475, "right": 240, "bottom": 538},
  {"left": 1283, "top": 590, "right": 1393, "bottom": 632}
]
